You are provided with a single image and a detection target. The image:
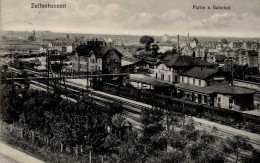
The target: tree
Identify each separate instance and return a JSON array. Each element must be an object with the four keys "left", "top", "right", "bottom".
[
  {"left": 151, "top": 44, "right": 159, "bottom": 54},
  {"left": 139, "top": 35, "right": 154, "bottom": 51},
  {"left": 2, "top": 36, "right": 7, "bottom": 41},
  {"left": 141, "top": 107, "right": 166, "bottom": 156},
  {"left": 223, "top": 135, "right": 254, "bottom": 163},
  {"left": 108, "top": 102, "right": 124, "bottom": 116}
]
